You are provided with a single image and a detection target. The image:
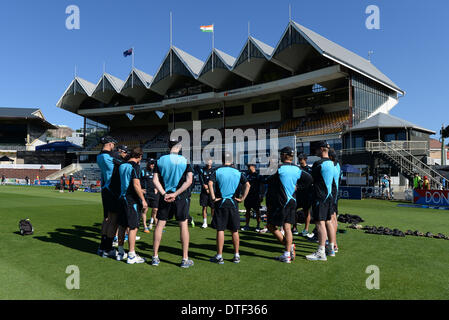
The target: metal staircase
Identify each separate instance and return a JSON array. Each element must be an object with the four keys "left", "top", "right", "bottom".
[{"left": 366, "top": 140, "right": 444, "bottom": 189}]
